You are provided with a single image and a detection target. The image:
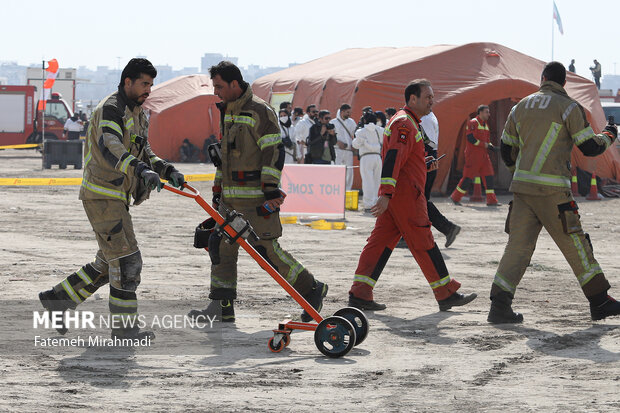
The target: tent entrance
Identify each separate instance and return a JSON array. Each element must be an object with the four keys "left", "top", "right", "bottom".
[{"left": 446, "top": 98, "right": 517, "bottom": 194}]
